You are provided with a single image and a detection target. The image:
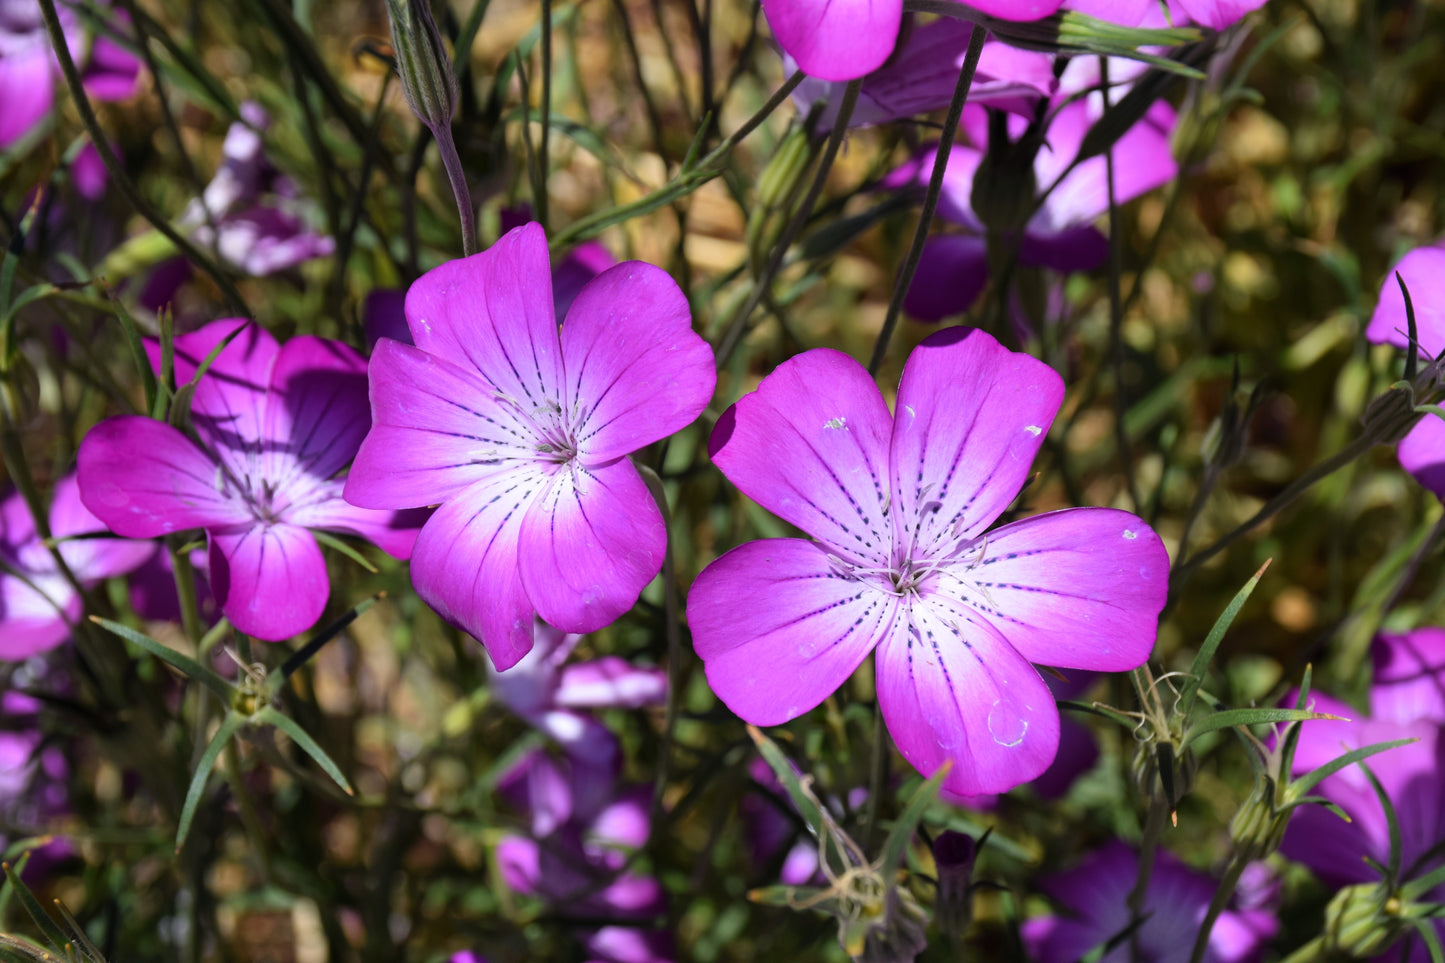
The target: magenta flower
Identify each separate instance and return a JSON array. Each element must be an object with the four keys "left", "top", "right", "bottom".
[
  {"left": 688, "top": 327, "right": 1168, "bottom": 798},
  {"left": 1021, "top": 841, "right": 1277, "bottom": 963},
  {"left": 889, "top": 95, "right": 1177, "bottom": 322},
  {"left": 1365, "top": 240, "right": 1445, "bottom": 500},
  {"left": 0, "top": 0, "right": 141, "bottom": 149},
  {"left": 343, "top": 223, "right": 716, "bottom": 670},
  {"left": 765, "top": 0, "right": 1064, "bottom": 83},
  {"left": 77, "top": 320, "right": 422, "bottom": 641},
  {"left": 491, "top": 621, "right": 666, "bottom": 760},
  {"left": 1, "top": 473, "right": 153, "bottom": 659},
  {"left": 789, "top": 19, "right": 1055, "bottom": 130},
  {"left": 1372, "top": 629, "right": 1445, "bottom": 726}
]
